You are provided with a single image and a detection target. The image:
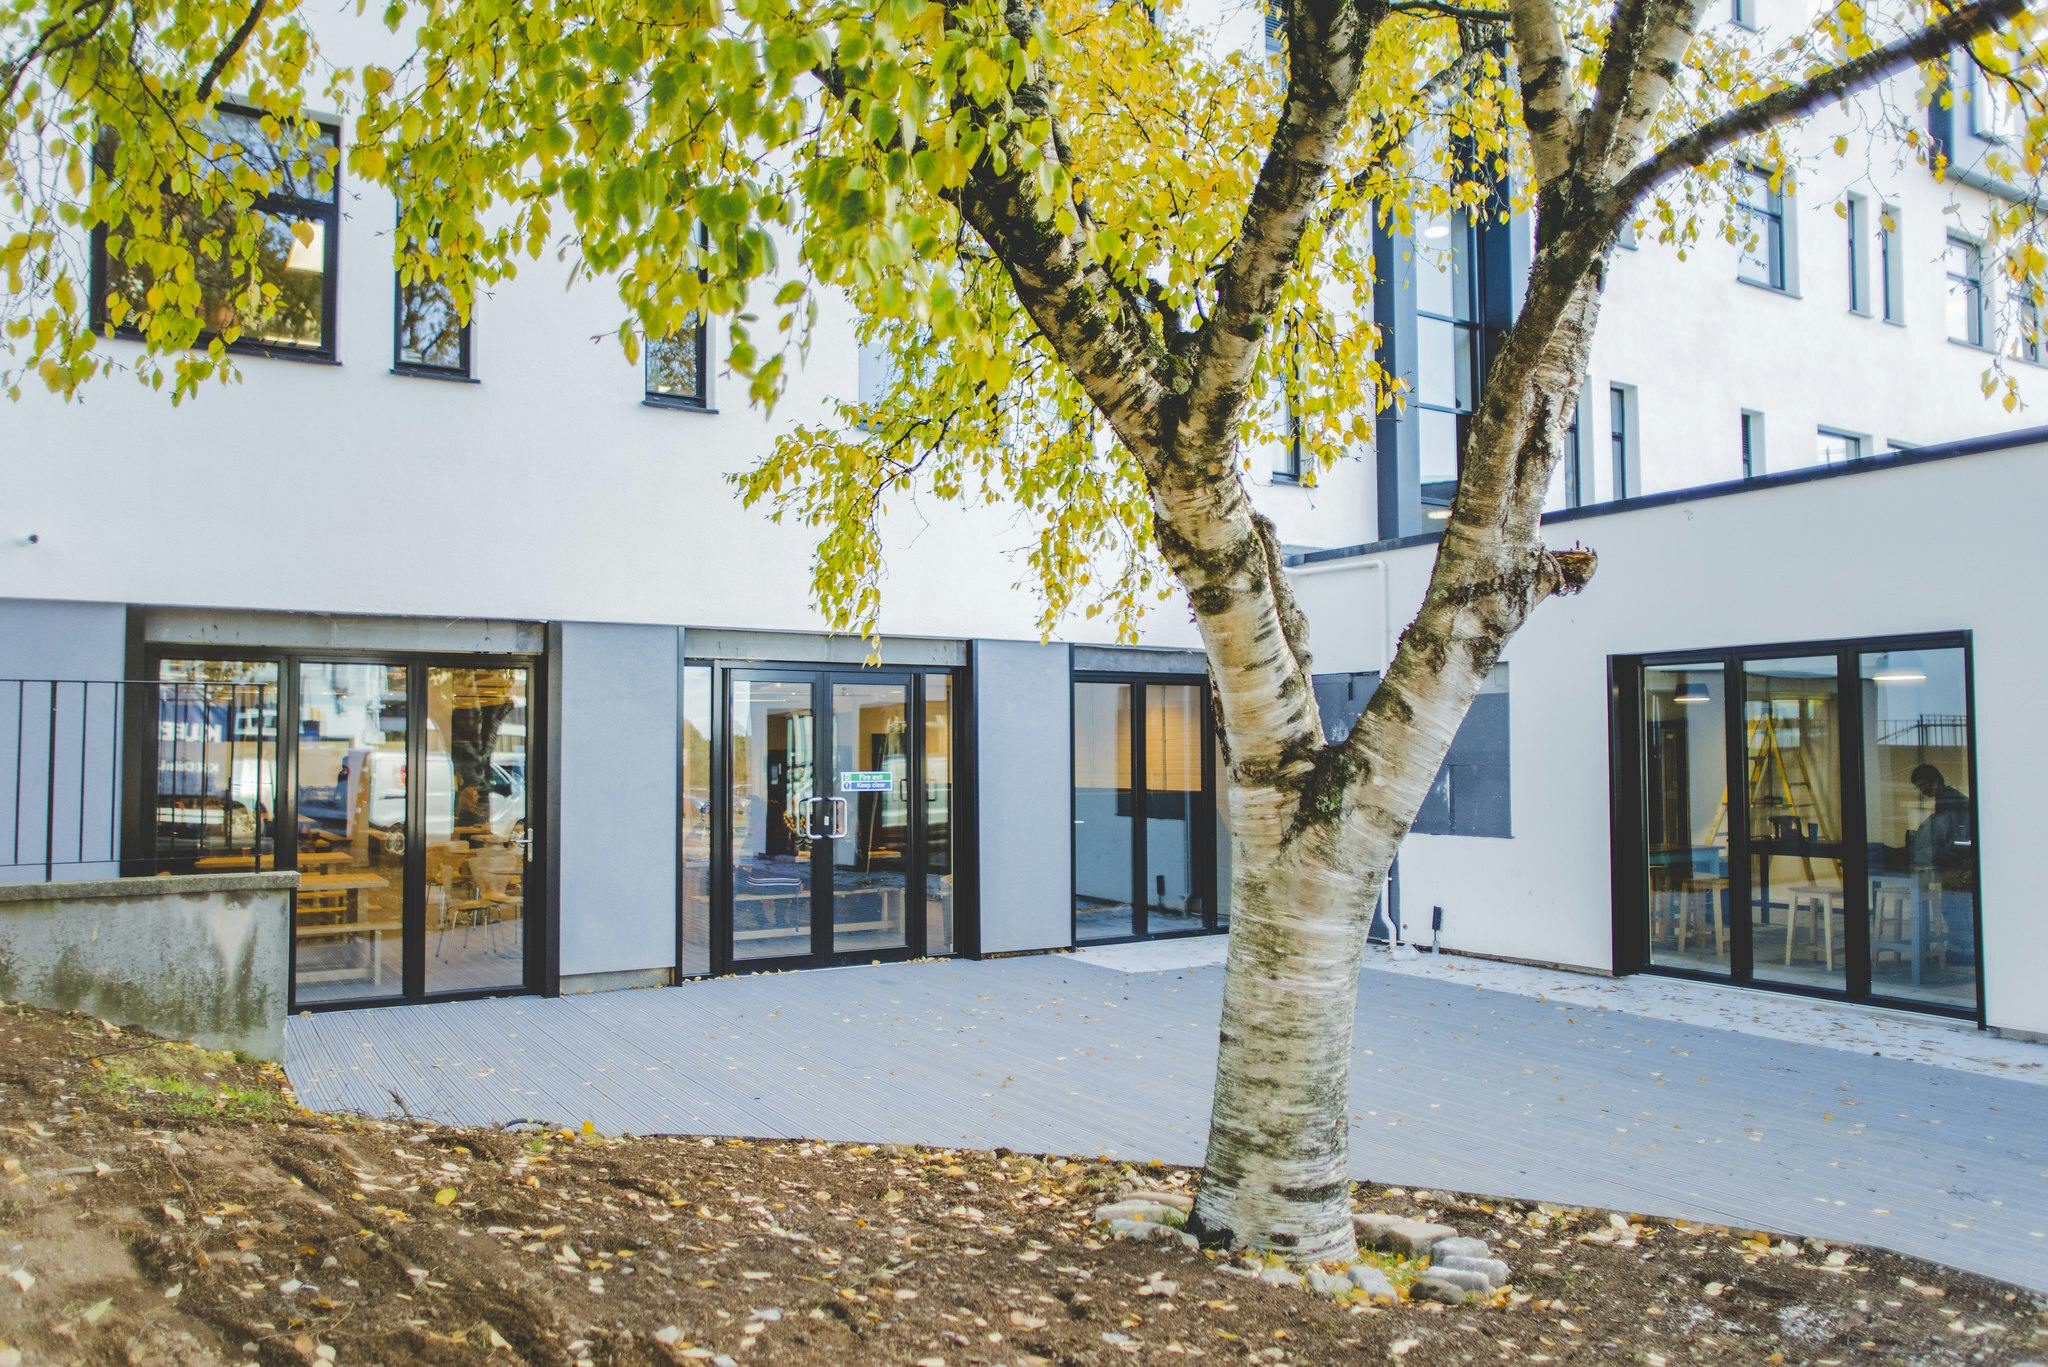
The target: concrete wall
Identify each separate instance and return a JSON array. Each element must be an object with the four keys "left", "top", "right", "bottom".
[
  {"left": 555, "top": 622, "right": 681, "bottom": 981},
  {"left": 972, "top": 640, "right": 1074, "bottom": 954},
  {"left": 0, "top": 872, "right": 294, "bottom": 1059},
  {"left": 1289, "top": 437, "right": 2048, "bottom": 1035},
  {"left": 0, "top": 599, "right": 128, "bottom": 885}
]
